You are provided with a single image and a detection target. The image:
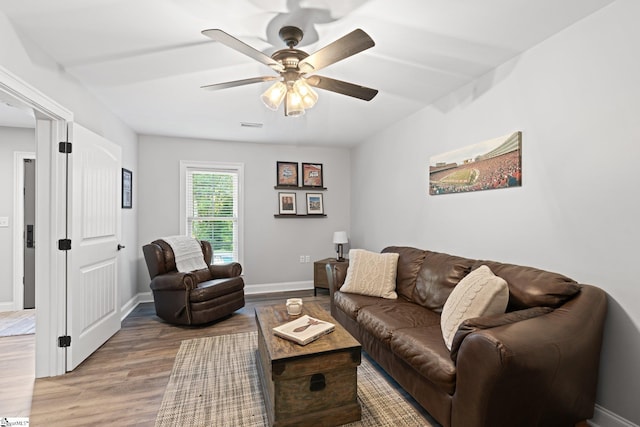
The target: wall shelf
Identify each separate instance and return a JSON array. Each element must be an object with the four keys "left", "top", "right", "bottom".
[
  {"left": 274, "top": 214, "right": 327, "bottom": 218},
  {"left": 274, "top": 186, "right": 327, "bottom": 191}
]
